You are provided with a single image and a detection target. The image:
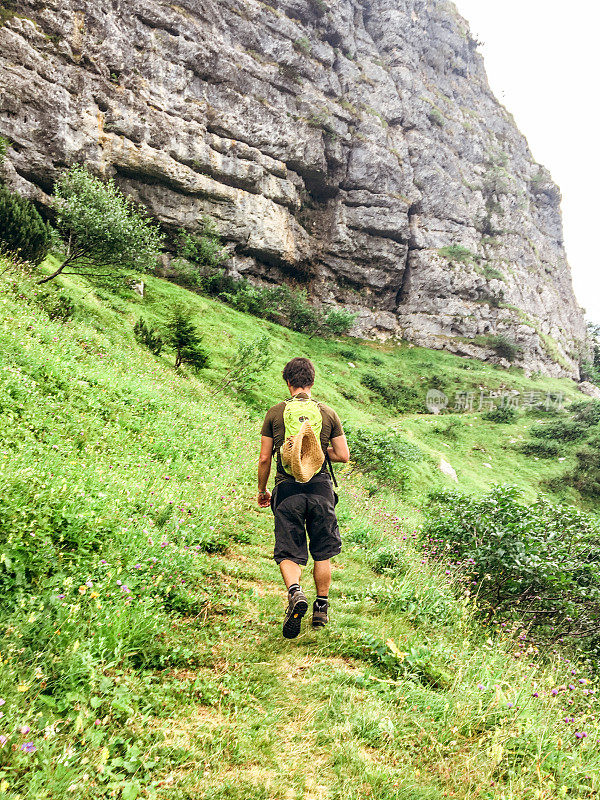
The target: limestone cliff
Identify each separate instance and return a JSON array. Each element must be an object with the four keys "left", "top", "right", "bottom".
[{"left": 0, "top": 0, "right": 586, "bottom": 376}]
